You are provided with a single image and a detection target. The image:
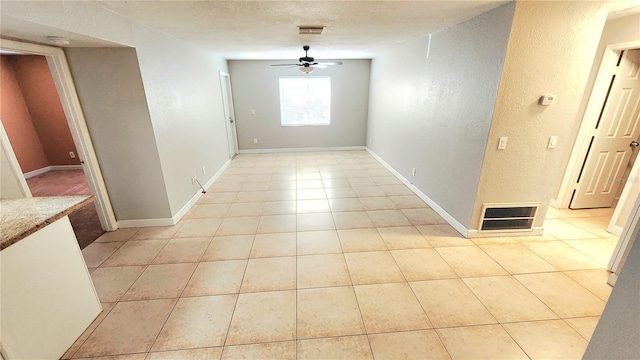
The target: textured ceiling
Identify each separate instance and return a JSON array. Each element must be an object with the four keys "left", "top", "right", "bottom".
[
  {"left": 90, "top": 0, "right": 508, "bottom": 59},
  {"left": 0, "top": 0, "right": 511, "bottom": 59},
  {"left": 2, "top": 1, "right": 636, "bottom": 60}
]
